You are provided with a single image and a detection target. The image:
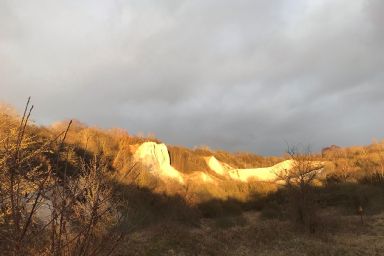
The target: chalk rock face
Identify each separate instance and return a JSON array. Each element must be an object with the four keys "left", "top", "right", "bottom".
[
  {"left": 133, "top": 143, "right": 321, "bottom": 185},
  {"left": 134, "top": 142, "right": 184, "bottom": 183},
  {"left": 205, "top": 156, "right": 232, "bottom": 176},
  {"left": 205, "top": 157, "right": 297, "bottom": 182},
  {"left": 229, "top": 160, "right": 295, "bottom": 182}
]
